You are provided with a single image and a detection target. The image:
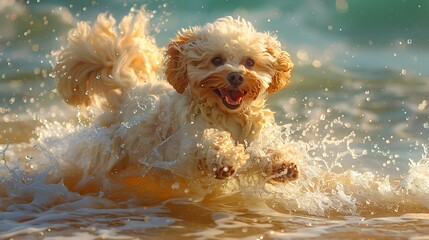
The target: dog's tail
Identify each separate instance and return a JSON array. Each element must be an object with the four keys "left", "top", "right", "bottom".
[{"left": 52, "top": 9, "right": 163, "bottom": 109}]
